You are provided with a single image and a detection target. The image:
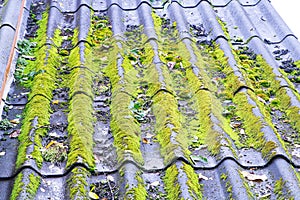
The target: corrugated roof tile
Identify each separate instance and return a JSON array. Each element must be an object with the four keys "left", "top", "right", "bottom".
[{"left": 1, "top": 0, "right": 300, "bottom": 199}]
